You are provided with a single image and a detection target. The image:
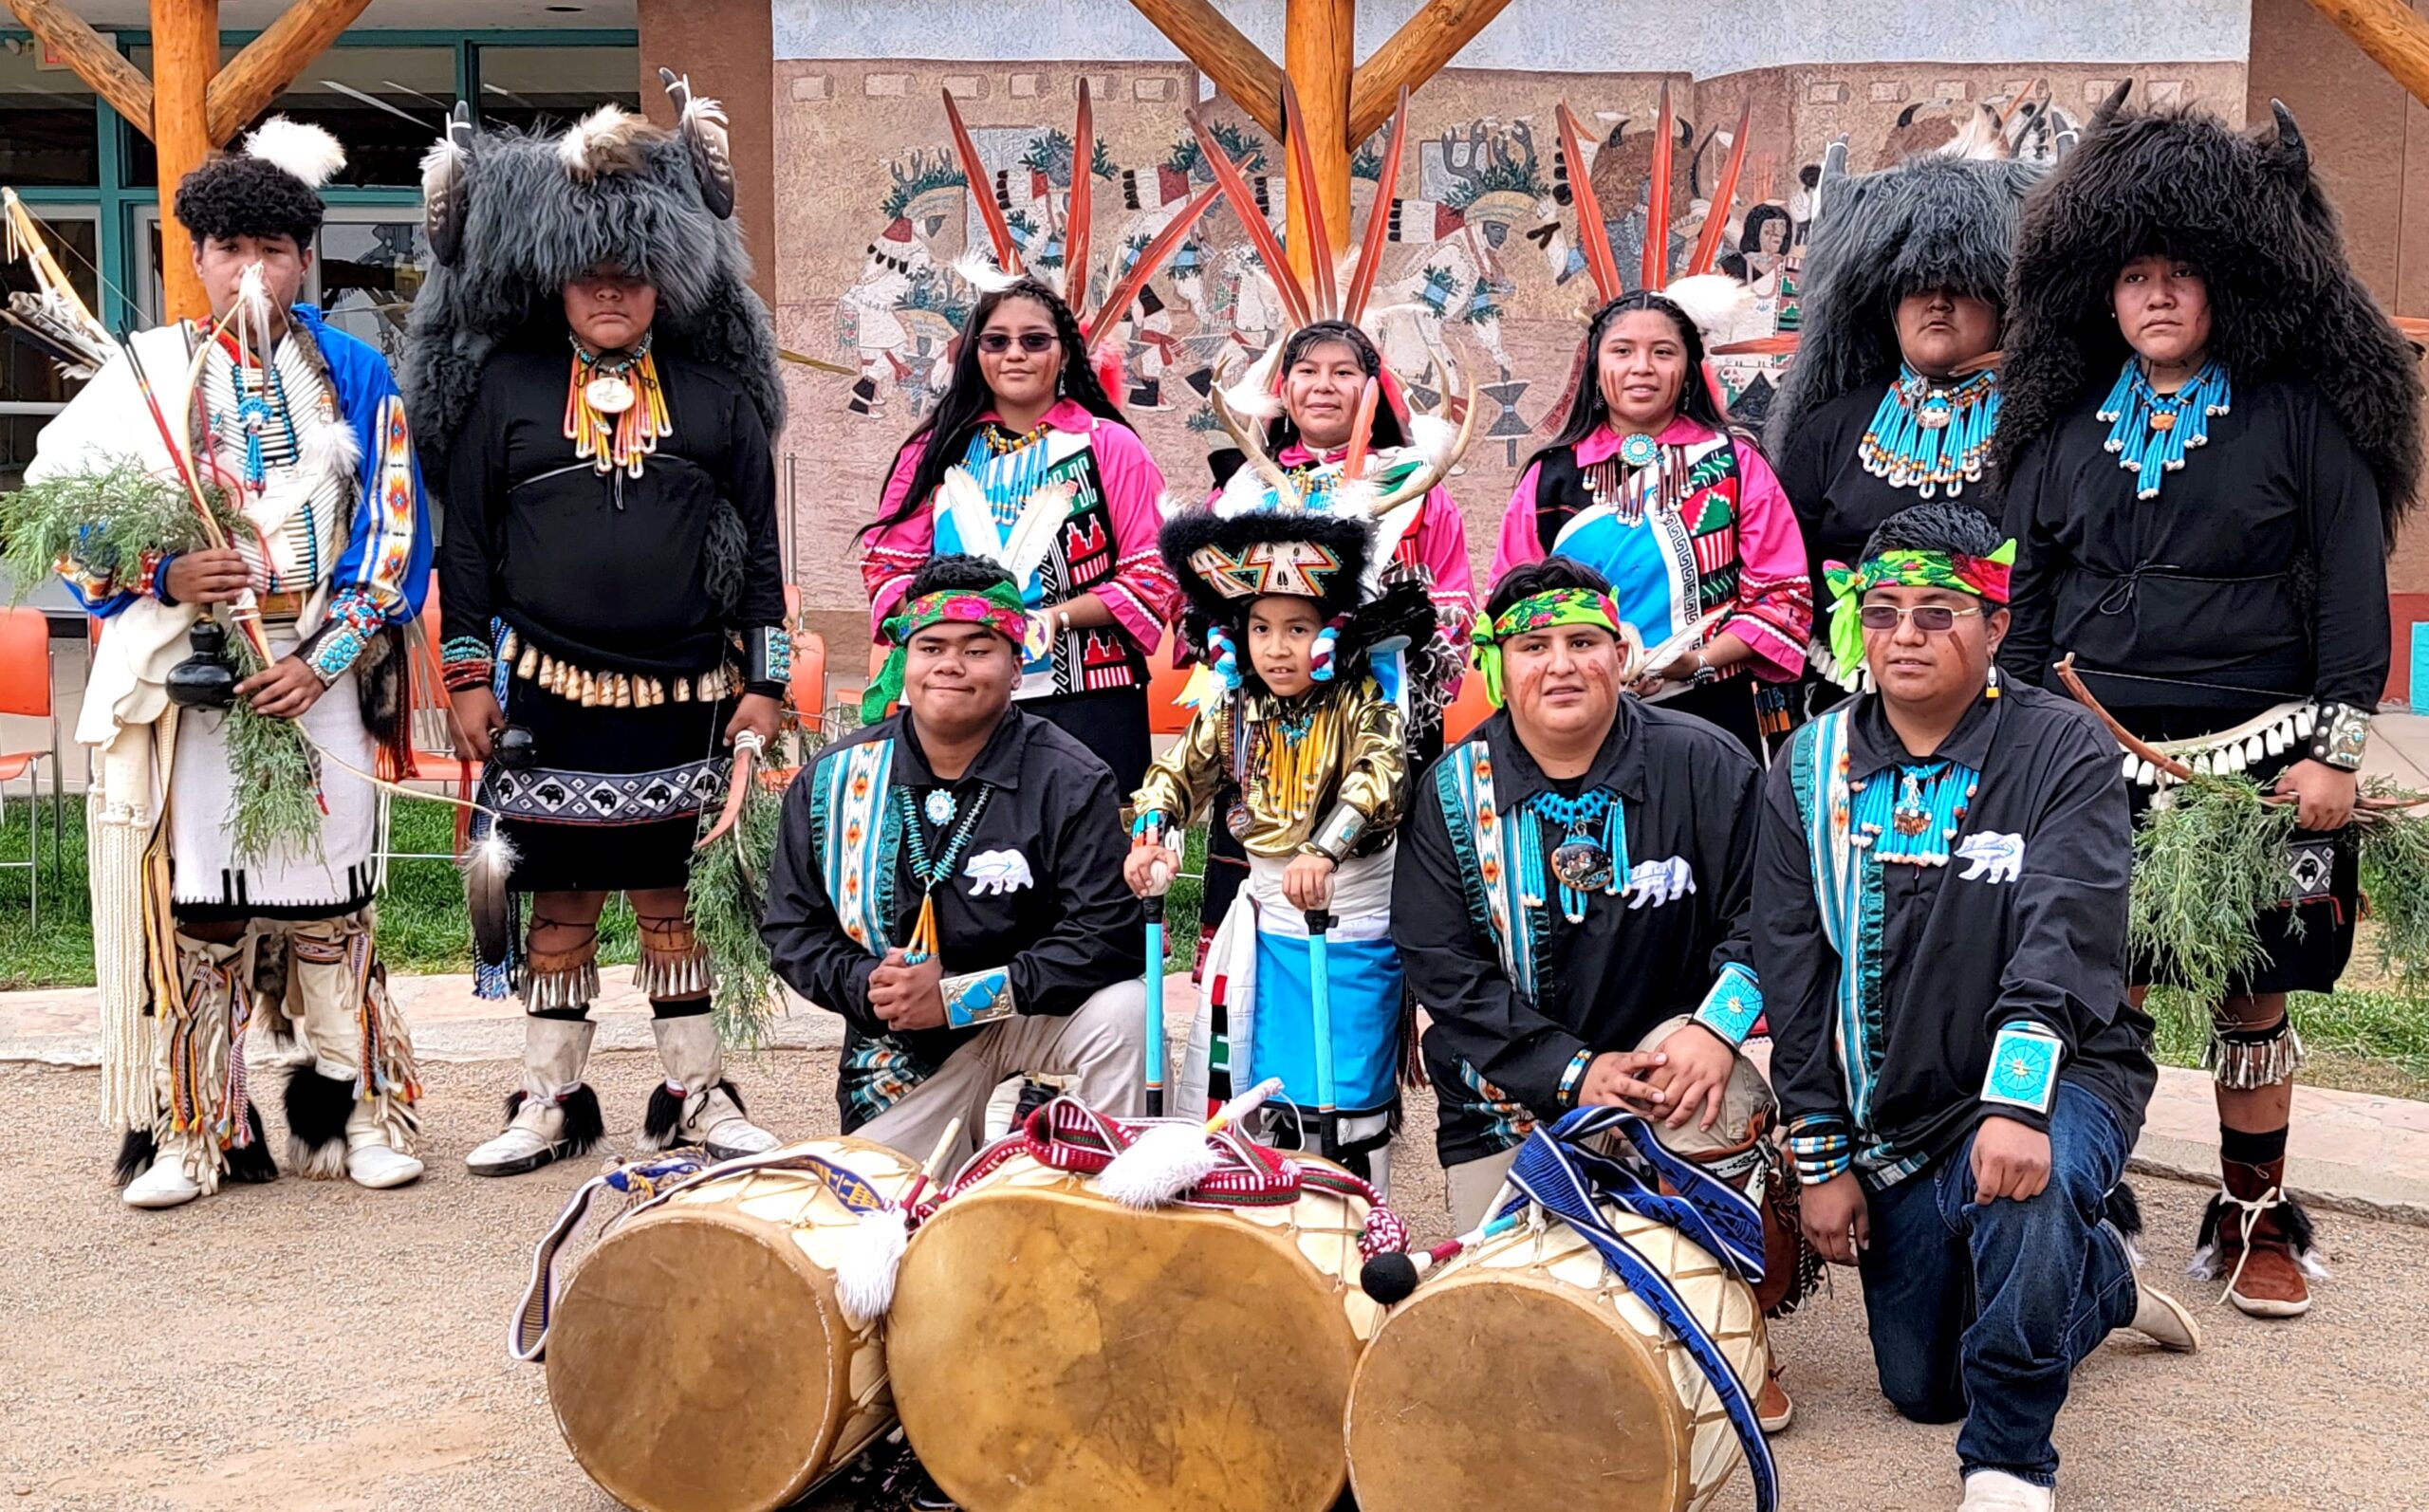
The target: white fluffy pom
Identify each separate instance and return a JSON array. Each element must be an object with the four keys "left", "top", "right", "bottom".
[
  {"left": 244, "top": 117, "right": 346, "bottom": 190},
  {"left": 953, "top": 251, "right": 1019, "bottom": 295},
  {"left": 1219, "top": 341, "right": 1286, "bottom": 421},
  {"left": 832, "top": 1208, "right": 910, "bottom": 1328},
  {"left": 1660, "top": 272, "right": 1753, "bottom": 341},
  {"left": 1098, "top": 1122, "right": 1223, "bottom": 1209},
  {"left": 1407, "top": 412, "right": 1458, "bottom": 471},
  {"left": 558, "top": 104, "right": 652, "bottom": 179}
]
